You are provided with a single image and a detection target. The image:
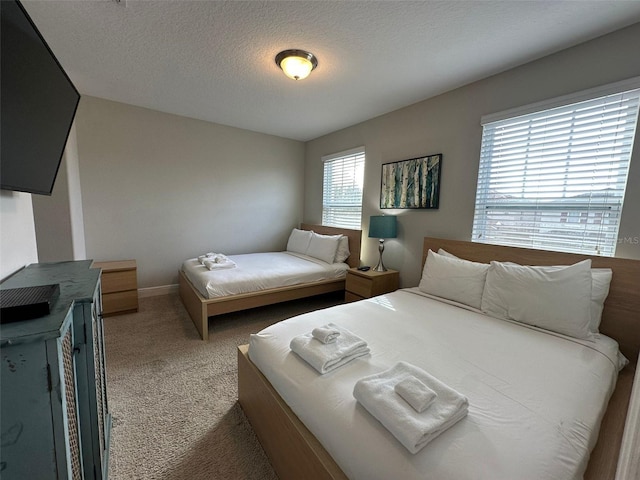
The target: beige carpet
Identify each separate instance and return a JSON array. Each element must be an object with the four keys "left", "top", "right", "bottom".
[{"left": 103, "top": 291, "right": 343, "bottom": 479}]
